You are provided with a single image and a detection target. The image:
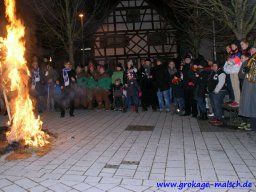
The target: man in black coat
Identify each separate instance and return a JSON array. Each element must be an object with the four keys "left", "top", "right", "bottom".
[
  {"left": 181, "top": 55, "right": 198, "bottom": 117},
  {"left": 153, "top": 58, "right": 171, "bottom": 112},
  {"left": 59, "top": 61, "right": 76, "bottom": 117},
  {"left": 195, "top": 63, "right": 211, "bottom": 120},
  {"left": 137, "top": 58, "right": 157, "bottom": 111}
]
